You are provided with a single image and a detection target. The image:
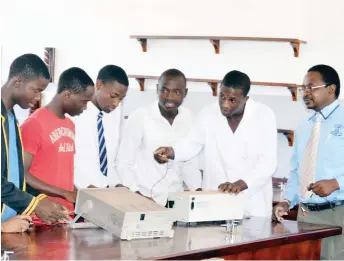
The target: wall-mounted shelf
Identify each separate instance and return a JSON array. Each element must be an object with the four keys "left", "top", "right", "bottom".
[
  {"left": 130, "top": 35, "right": 307, "bottom": 57},
  {"left": 128, "top": 75, "right": 301, "bottom": 101},
  {"left": 278, "top": 129, "right": 295, "bottom": 146},
  {"left": 272, "top": 177, "right": 288, "bottom": 184},
  {"left": 122, "top": 112, "right": 294, "bottom": 148}
]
